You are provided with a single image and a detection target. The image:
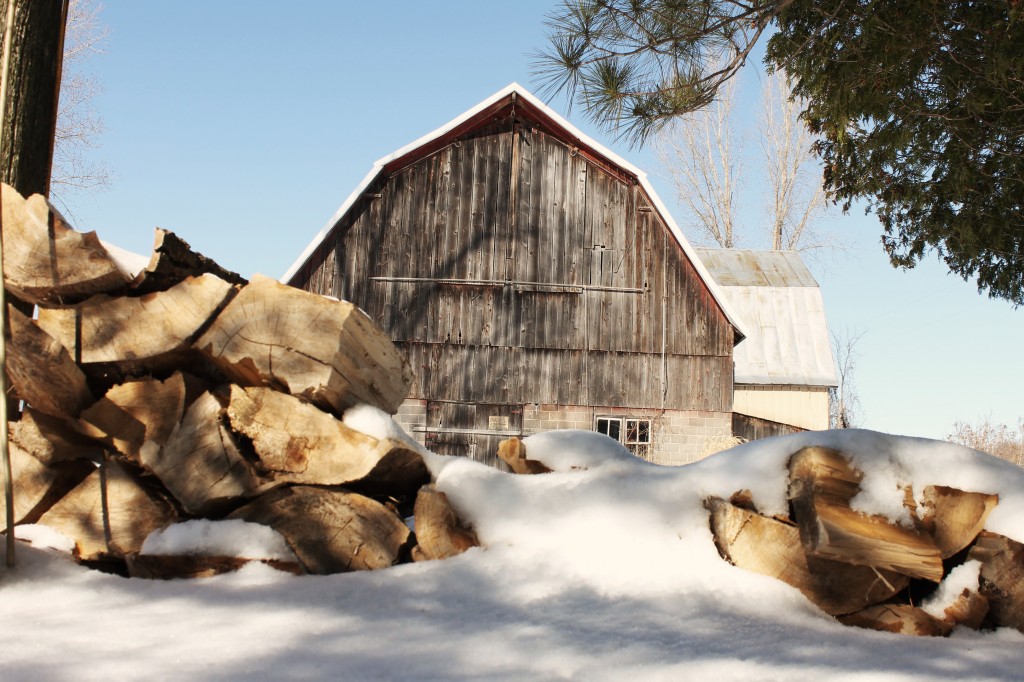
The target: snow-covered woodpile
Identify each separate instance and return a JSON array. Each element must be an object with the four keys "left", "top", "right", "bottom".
[
  {"left": 501, "top": 436, "right": 1023, "bottom": 637},
  {"left": 1, "top": 184, "right": 478, "bottom": 577}
]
